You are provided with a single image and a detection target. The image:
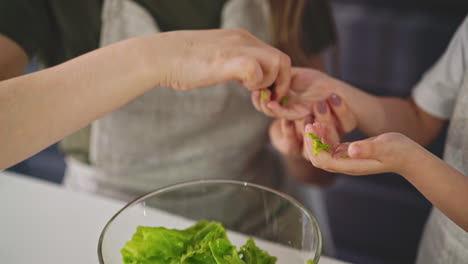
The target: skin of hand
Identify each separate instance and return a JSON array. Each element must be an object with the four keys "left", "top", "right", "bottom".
[
  {"left": 269, "top": 94, "right": 357, "bottom": 185},
  {"left": 266, "top": 67, "right": 446, "bottom": 147},
  {"left": 269, "top": 117, "right": 338, "bottom": 186},
  {"left": 269, "top": 119, "right": 303, "bottom": 159},
  {"left": 303, "top": 122, "right": 468, "bottom": 231},
  {"left": 303, "top": 122, "right": 416, "bottom": 175},
  {"left": 153, "top": 29, "right": 292, "bottom": 96},
  {"left": 254, "top": 67, "right": 338, "bottom": 119},
  {"left": 269, "top": 97, "right": 351, "bottom": 162},
  {"left": 0, "top": 29, "right": 292, "bottom": 170}
]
